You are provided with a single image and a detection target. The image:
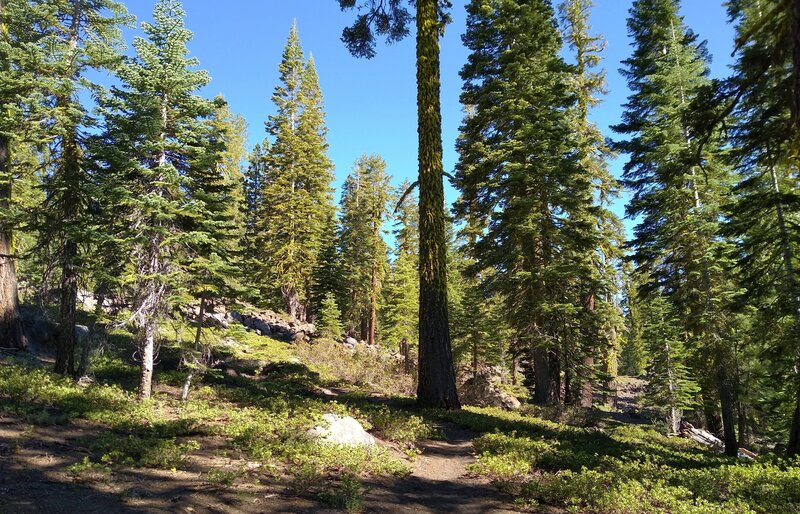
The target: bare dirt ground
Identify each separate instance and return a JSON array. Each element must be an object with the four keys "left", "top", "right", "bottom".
[
  {"left": 361, "top": 423, "right": 519, "bottom": 513},
  {"left": 0, "top": 412, "right": 521, "bottom": 513}
]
